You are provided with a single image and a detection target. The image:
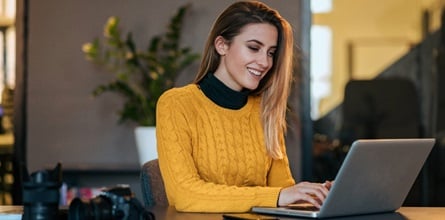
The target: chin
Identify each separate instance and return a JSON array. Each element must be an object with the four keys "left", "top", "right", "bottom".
[{"left": 245, "top": 85, "right": 259, "bottom": 91}]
